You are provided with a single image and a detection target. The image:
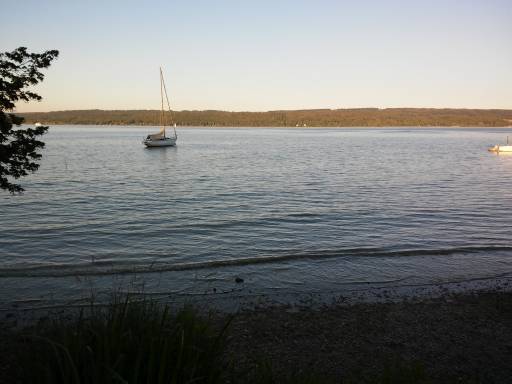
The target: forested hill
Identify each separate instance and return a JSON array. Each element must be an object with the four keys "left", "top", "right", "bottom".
[{"left": 19, "top": 108, "right": 512, "bottom": 127}]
